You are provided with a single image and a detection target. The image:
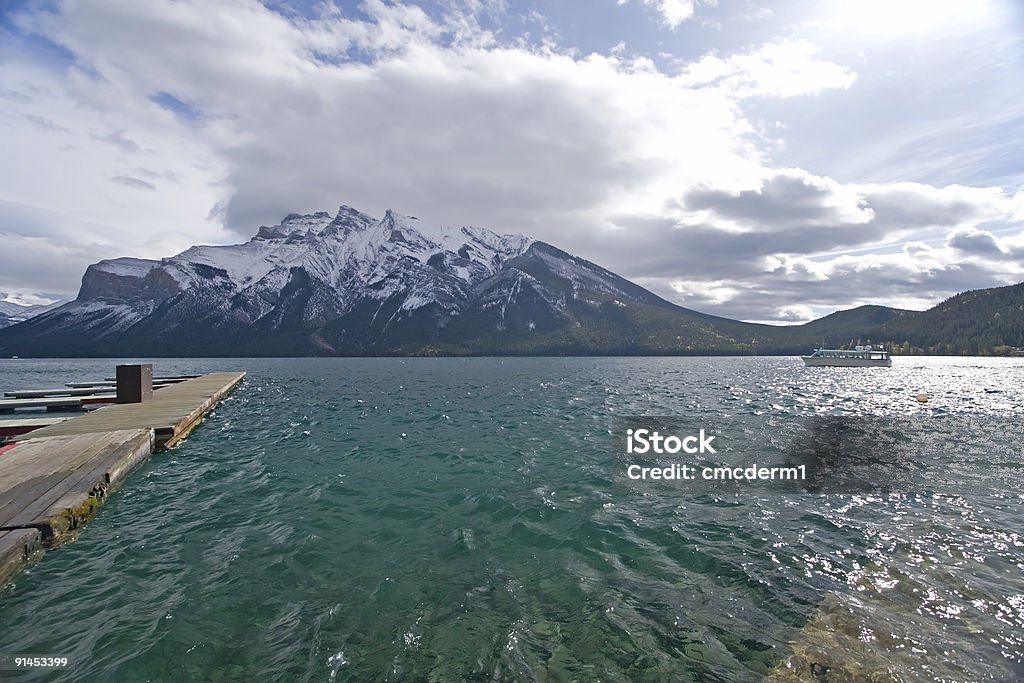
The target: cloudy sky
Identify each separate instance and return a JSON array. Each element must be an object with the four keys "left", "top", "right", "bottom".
[{"left": 1, "top": 0, "right": 1023, "bottom": 322}]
